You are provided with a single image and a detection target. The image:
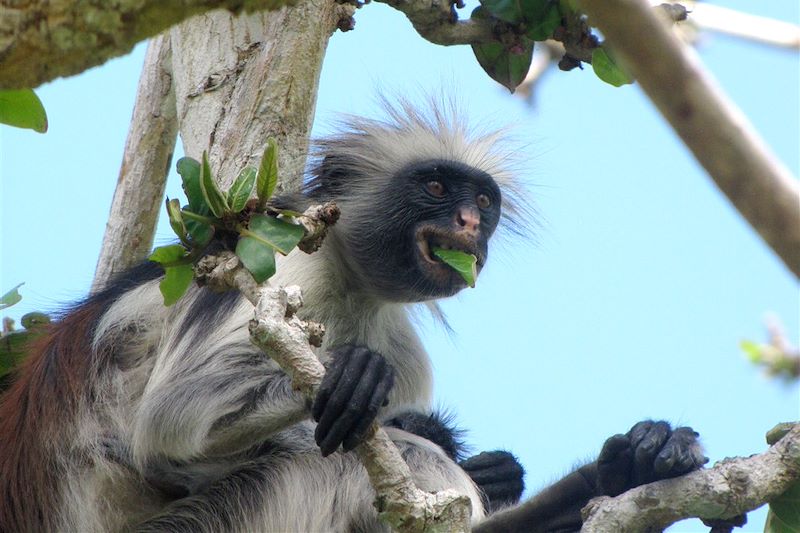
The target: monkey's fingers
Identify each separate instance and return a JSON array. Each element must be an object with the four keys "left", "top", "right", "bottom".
[
  {"left": 315, "top": 350, "right": 389, "bottom": 456},
  {"left": 311, "top": 345, "right": 352, "bottom": 421},
  {"left": 631, "top": 420, "right": 671, "bottom": 486},
  {"left": 314, "top": 347, "right": 372, "bottom": 453},
  {"left": 627, "top": 420, "right": 655, "bottom": 449},
  {"left": 342, "top": 365, "right": 394, "bottom": 452},
  {"left": 461, "top": 451, "right": 524, "bottom": 485},
  {"left": 653, "top": 426, "right": 707, "bottom": 477}
]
